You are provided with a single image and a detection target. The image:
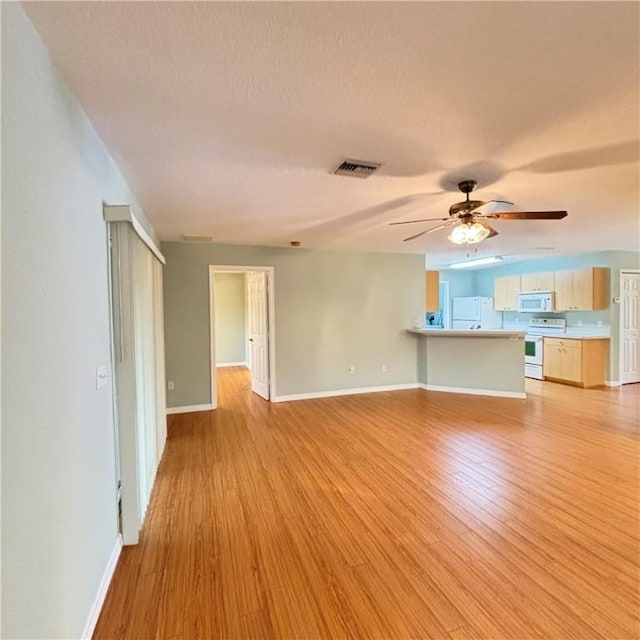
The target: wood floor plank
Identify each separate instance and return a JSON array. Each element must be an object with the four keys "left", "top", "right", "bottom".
[{"left": 94, "top": 367, "right": 640, "bottom": 639}]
